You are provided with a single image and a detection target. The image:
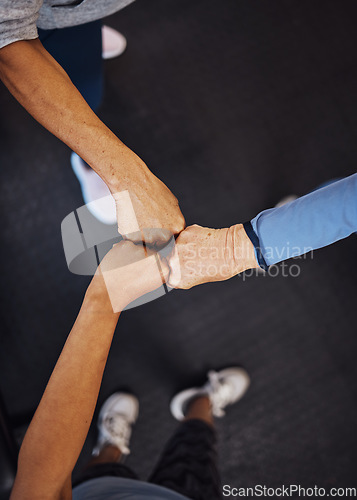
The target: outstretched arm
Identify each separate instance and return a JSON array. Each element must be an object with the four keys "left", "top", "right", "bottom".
[
  {"left": 168, "top": 174, "right": 357, "bottom": 289},
  {"left": 249, "top": 173, "right": 357, "bottom": 265},
  {"left": 0, "top": 38, "right": 185, "bottom": 244},
  {"left": 10, "top": 242, "right": 168, "bottom": 500}
]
